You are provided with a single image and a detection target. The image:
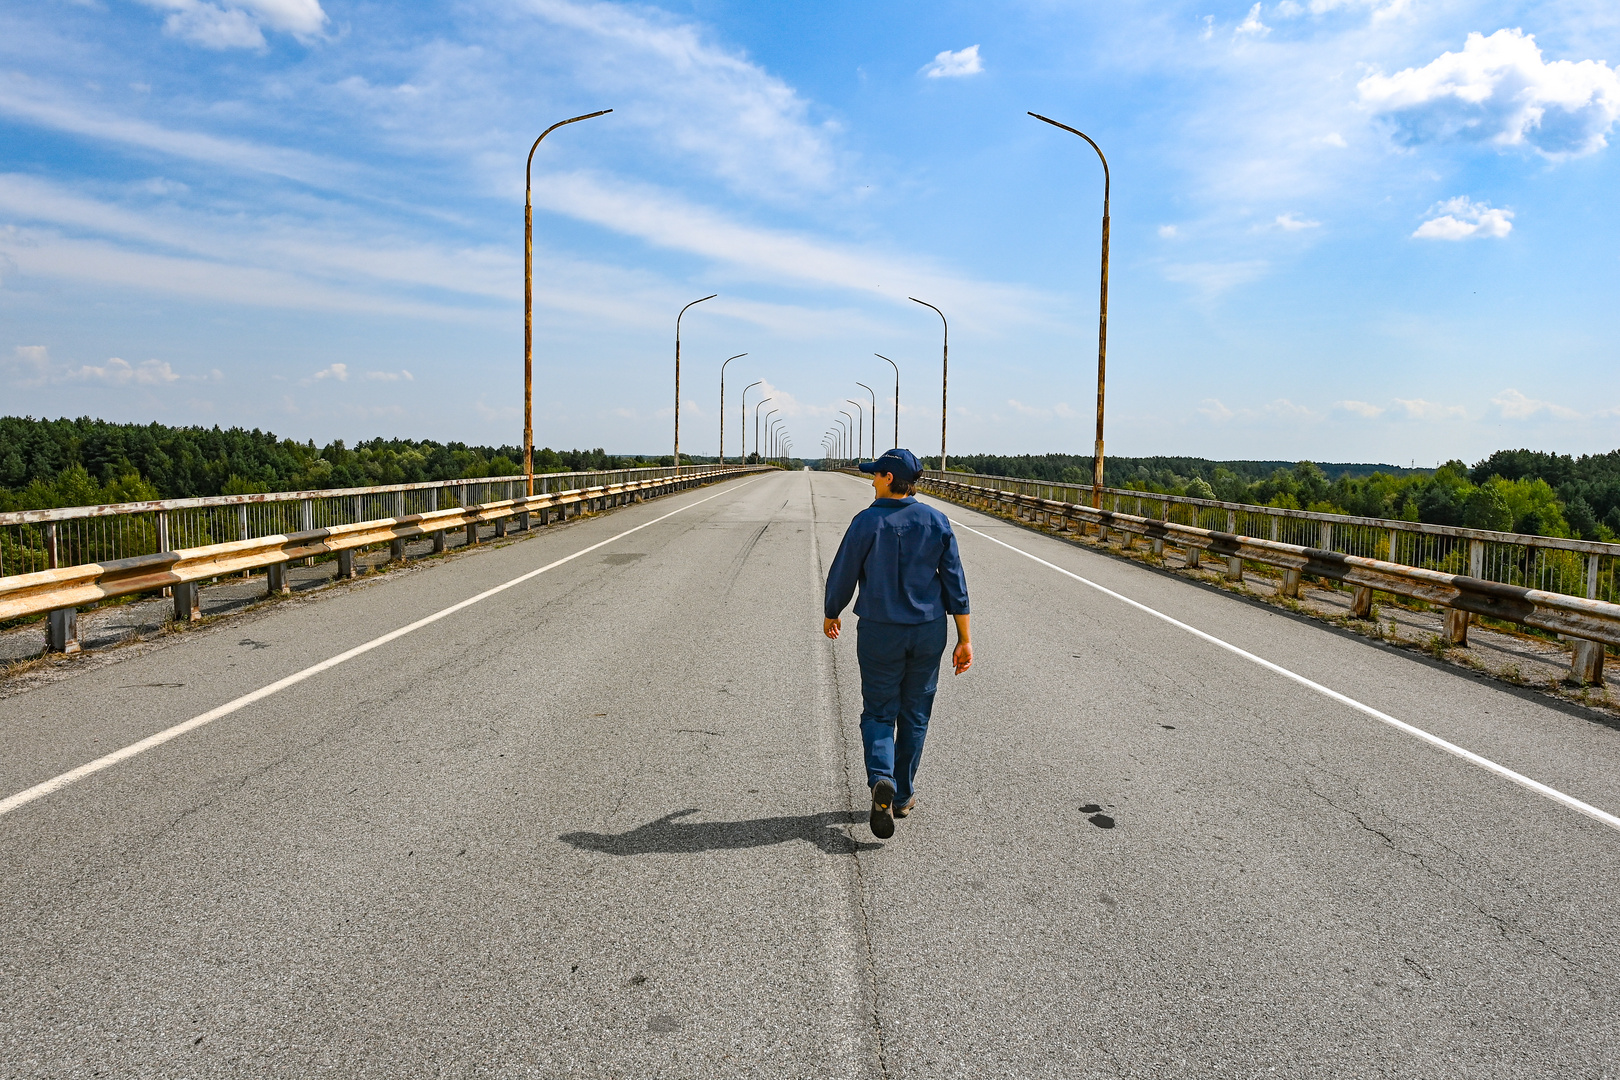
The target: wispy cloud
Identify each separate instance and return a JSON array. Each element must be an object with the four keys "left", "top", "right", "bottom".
[
  {"left": 137, "top": 0, "right": 328, "bottom": 49},
  {"left": 0, "top": 82, "right": 351, "bottom": 189},
  {"left": 1359, "top": 29, "right": 1620, "bottom": 159},
  {"left": 1162, "top": 260, "right": 1269, "bottom": 297},
  {"left": 1274, "top": 212, "right": 1321, "bottom": 230},
  {"left": 1413, "top": 196, "right": 1512, "bottom": 240},
  {"left": 922, "top": 45, "right": 983, "bottom": 78},
  {"left": 66, "top": 357, "right": 179, "bottom": 385},
  {"left": 523, "top": 0, "right": 838, "bottom": 198},
  {"left": 1491, "top": 388, "right": 1580, "bottom": 420},
  {"left": 1234, "top": 4, "right": 1270, "bottom": 38}
]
